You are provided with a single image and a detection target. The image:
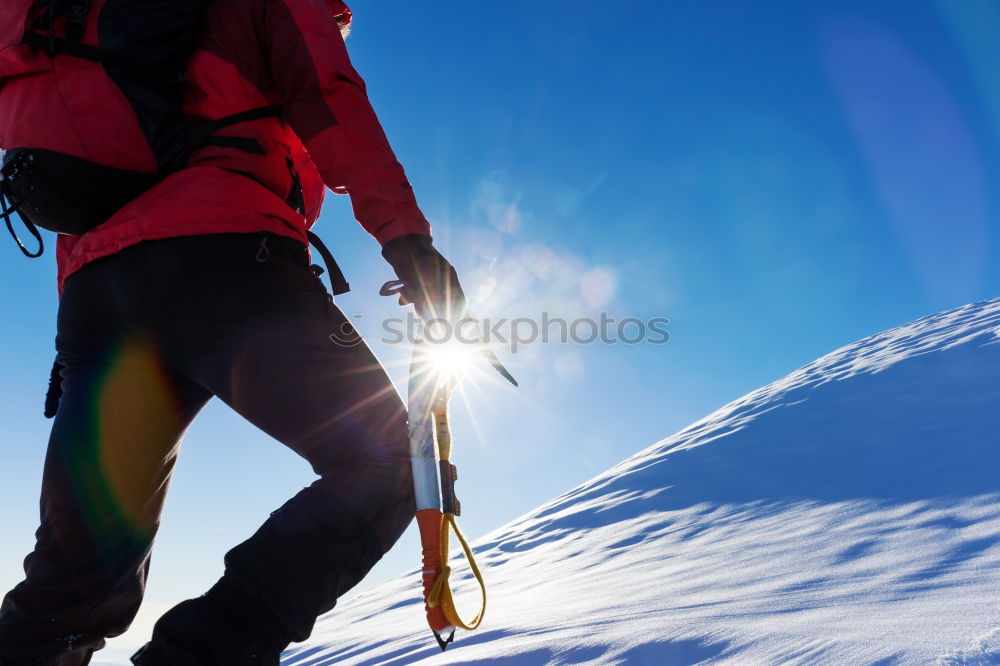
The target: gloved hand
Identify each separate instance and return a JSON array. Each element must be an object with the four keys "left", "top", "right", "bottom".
[{"left": 381, "top": 234, "right": 467, "bottom": 324}]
